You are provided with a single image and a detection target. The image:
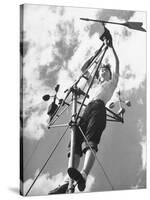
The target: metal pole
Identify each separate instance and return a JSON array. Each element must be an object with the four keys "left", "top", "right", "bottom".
[
  {"left": 67, "top": 44, "right": 107, "bottom": 193},
  {"left": 67, "top": 85, "right": 78, "bottom": 193}
]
